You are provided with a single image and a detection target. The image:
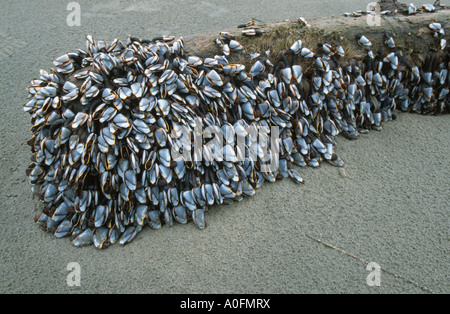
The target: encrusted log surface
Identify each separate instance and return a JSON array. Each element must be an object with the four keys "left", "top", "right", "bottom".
[
  {"left": 65, "top": 9, "right": 450, "bottom": 102},
  {"left": 183, "top": 8, "right": 449, "bottom": 64},
  {"left": 66, "top": 9, "right": 450, "bottom": 95}
]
